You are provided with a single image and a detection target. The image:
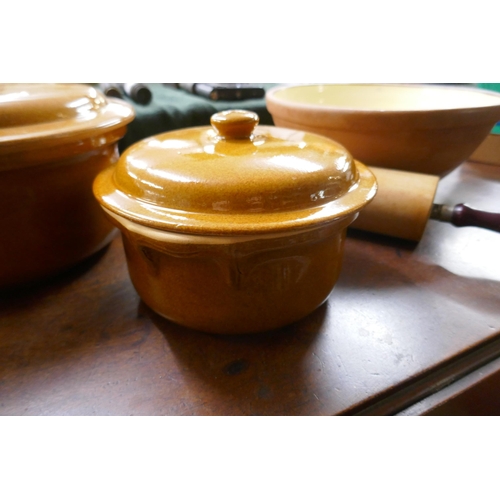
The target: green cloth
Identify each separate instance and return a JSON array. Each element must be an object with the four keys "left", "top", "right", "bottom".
[
  {"left": 118, "top": 83, "right": 278, "bottom": 151},
  {"left": 476, "top": 83, "right": 500, "bottom": 134}
]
